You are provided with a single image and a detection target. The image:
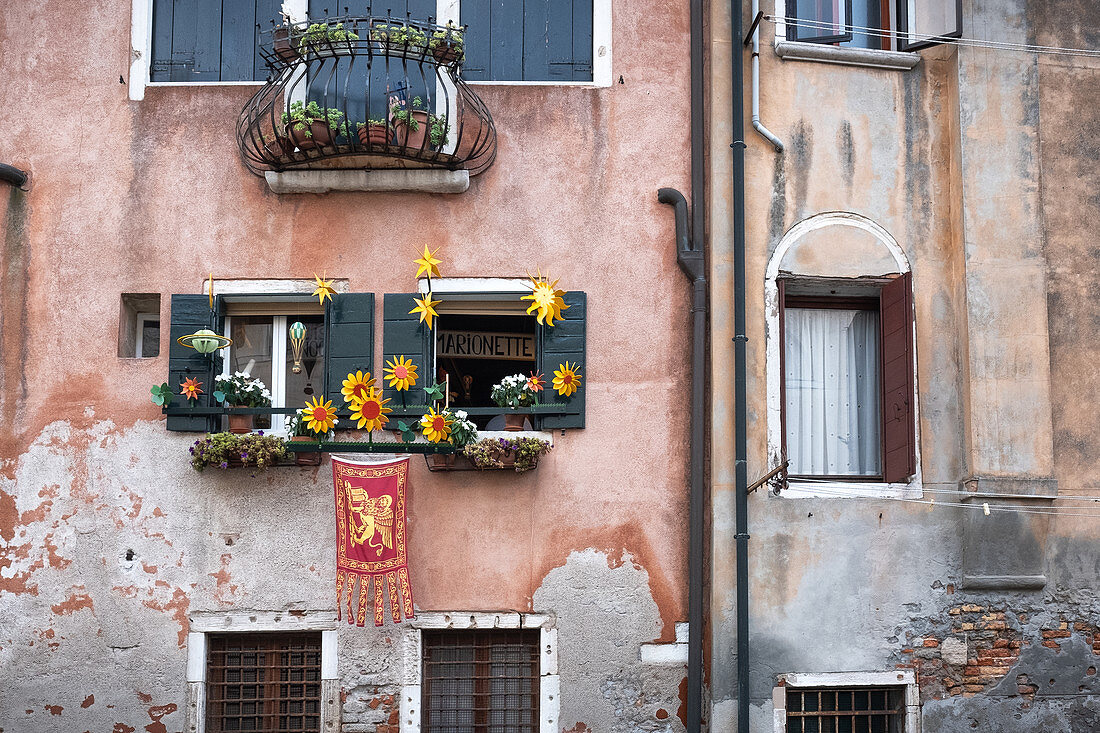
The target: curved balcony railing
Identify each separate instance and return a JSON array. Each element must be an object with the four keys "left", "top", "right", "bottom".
[{"left": 237, "top": 13, "right": 496, "bottom": 177}]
